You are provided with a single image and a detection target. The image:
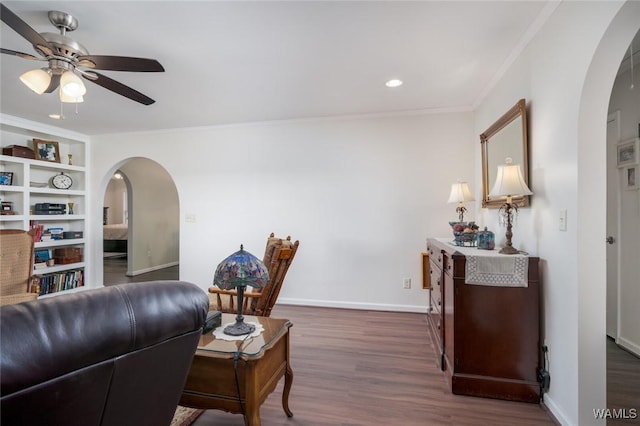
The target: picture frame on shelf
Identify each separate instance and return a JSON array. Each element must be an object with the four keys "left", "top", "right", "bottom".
[
  {"left": 33, "top": 139, "right": 61, "bottom": 163},
  {"left": 623, "top": 166, "right": 639, "bottom": 190},
  {"left": 617, "top": 137, "right": 639, "bottom": 168},
  {"left": 0, "top": 171, "right": 13, "bottom": 185}
]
